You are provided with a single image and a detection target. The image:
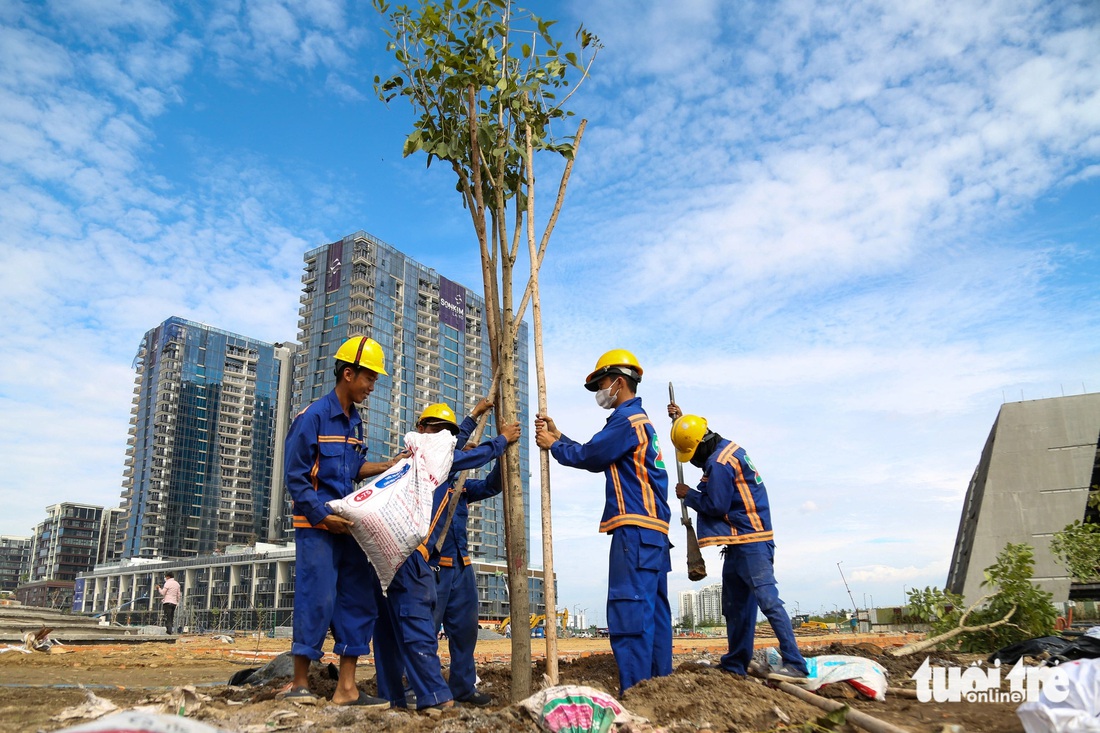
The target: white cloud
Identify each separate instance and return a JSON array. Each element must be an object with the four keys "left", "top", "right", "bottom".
[
  {"left": 850, "top": 563, "right": 948, "bottom": 586},
  {"left": 0, "top": 0, "right": 1097, "bottom": 624}
]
